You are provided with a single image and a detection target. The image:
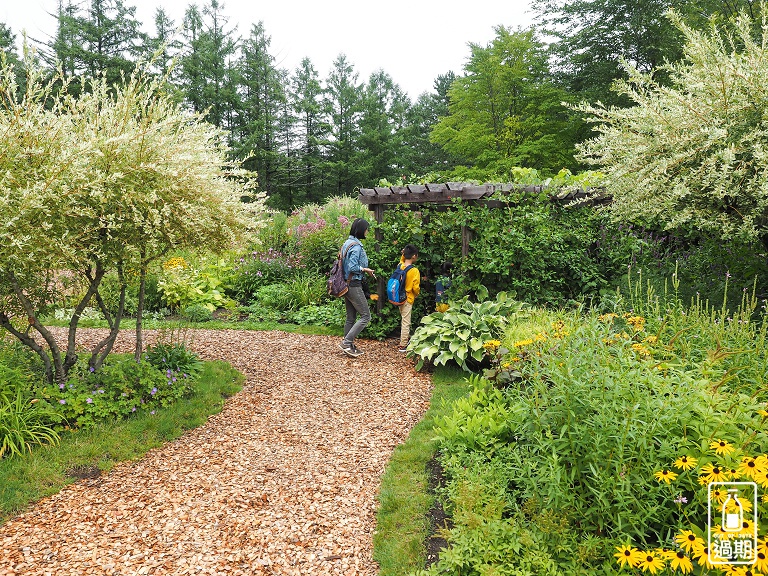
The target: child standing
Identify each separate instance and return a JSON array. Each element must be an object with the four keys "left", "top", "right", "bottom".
[{"left": 397, "top": 244, "right": 421, "bottom": 353}]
